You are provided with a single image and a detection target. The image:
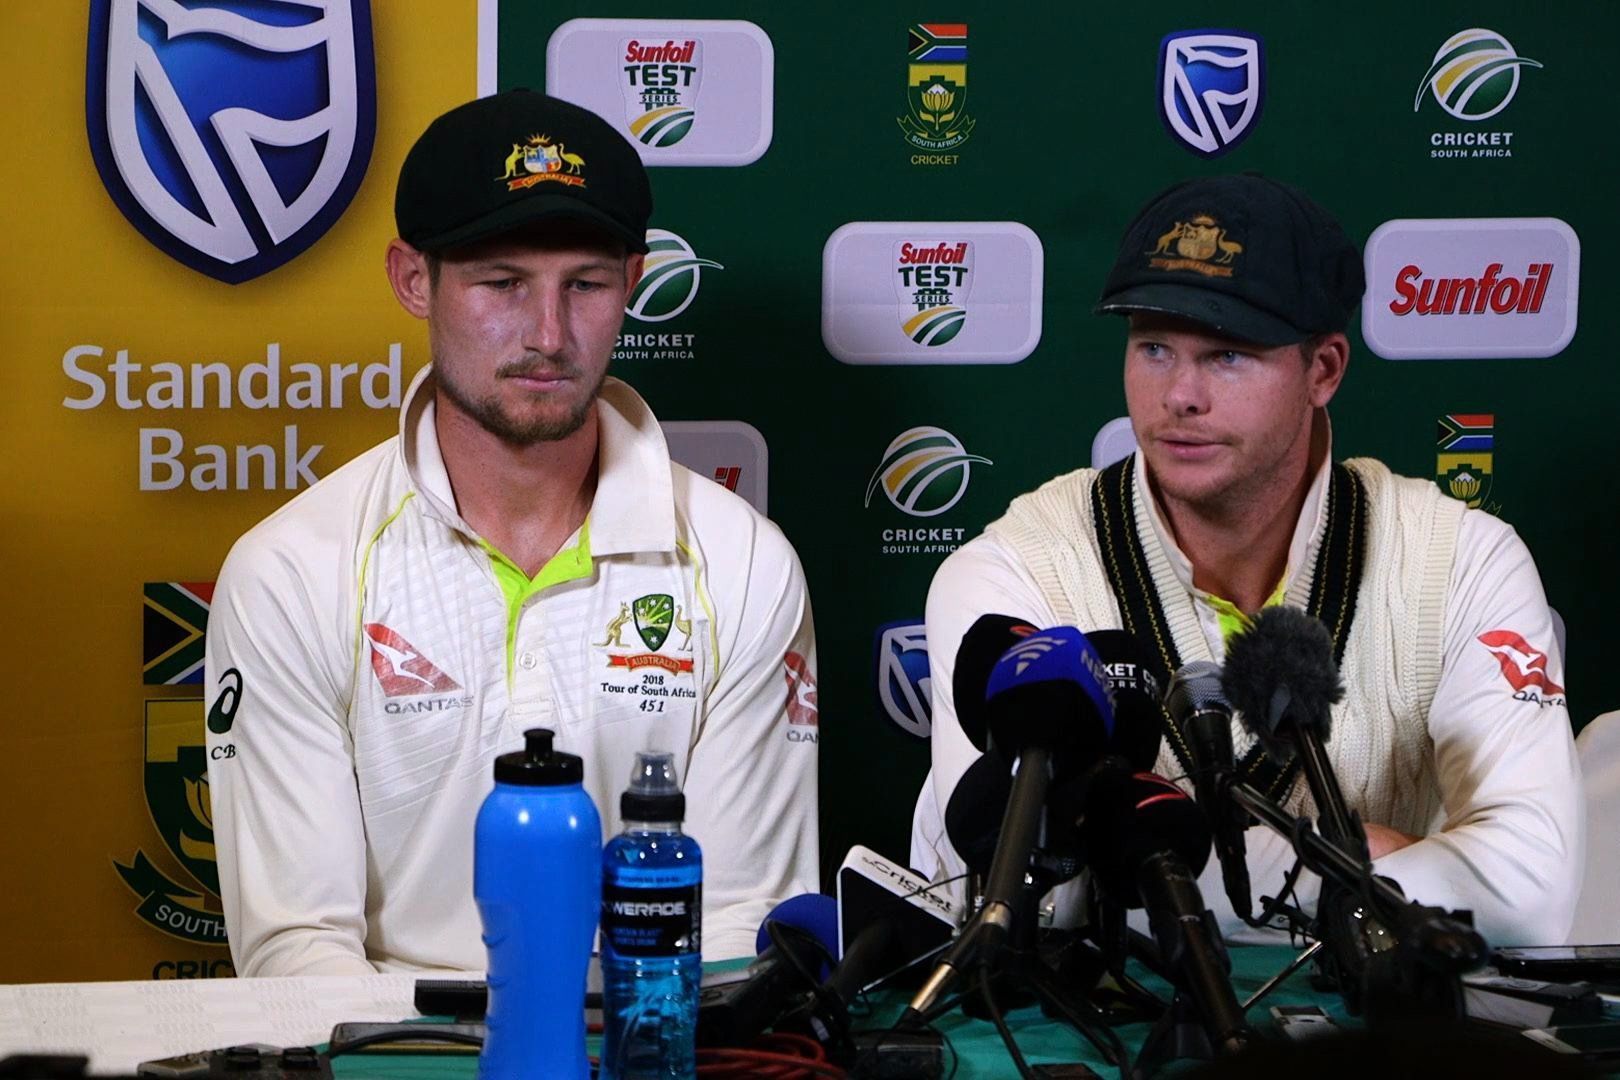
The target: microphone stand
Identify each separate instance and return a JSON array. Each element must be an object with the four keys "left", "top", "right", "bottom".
[{"left": 1226, "top": 781, "right": 1486, "bottom": 1024}]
